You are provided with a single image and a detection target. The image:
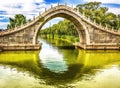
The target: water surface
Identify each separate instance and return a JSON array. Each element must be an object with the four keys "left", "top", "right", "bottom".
[{"left": 0, "top": 38, "right": 120, "bottom": 88}]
